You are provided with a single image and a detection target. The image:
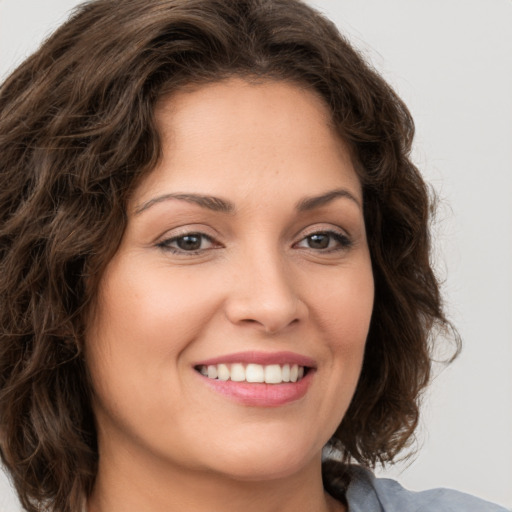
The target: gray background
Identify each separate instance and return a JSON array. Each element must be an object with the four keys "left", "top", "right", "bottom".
[{"left": 1, "top": 0, "right": 511, "bottom": 510}]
